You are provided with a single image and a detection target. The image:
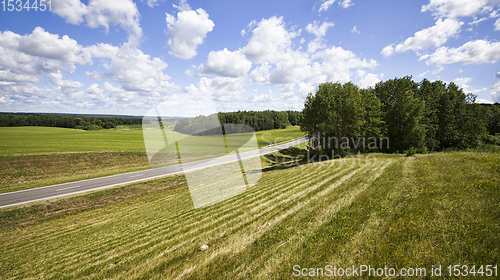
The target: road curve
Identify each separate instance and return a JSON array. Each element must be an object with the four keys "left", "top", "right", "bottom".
[{"left": 0, "top": 137, "right": 308, "bottom": 208}]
